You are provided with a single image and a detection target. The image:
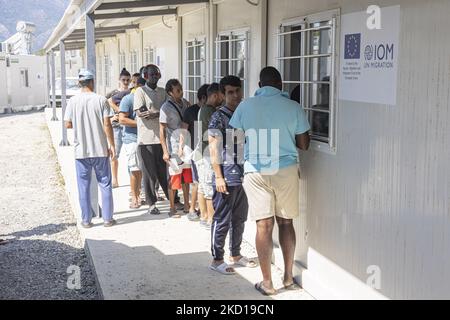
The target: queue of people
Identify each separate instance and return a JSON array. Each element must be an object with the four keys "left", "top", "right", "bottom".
[{"left": 64, "top": 64, "right": 311, "bottom": 296}]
